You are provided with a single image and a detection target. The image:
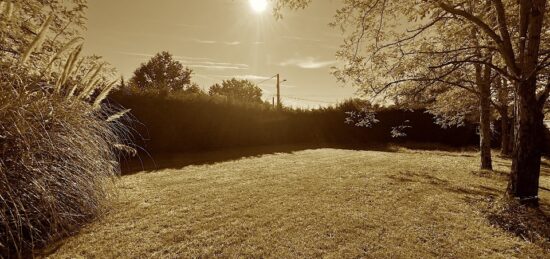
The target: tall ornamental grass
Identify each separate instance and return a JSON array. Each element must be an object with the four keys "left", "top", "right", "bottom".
[{"left": 0, "top": 2, "right": 133, "bottom": 257}]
